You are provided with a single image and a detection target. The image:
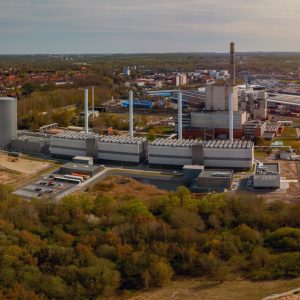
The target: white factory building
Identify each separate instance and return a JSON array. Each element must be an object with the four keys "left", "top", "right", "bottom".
[
  {"left": 148, "top": 138, "right": 254, "bottom": 169},
  {"left": 97, "top": 136, "right": 148, "bottom": 164},
  {"left": 205, "top": 84, "right": 238, "bottom": 111},
  {"left": 203, "top": 140, "right": 254, "bottom": 169},
  {"left": 148, "top": 139, "right": 201, "bottom": 166},
  {"left": 50, "top": 131, "right": 98, "bottom": 158},
  {"left": 191, "top": 111, "right": 247, "bottom": 130},
  {"left": 49, "top": 132, "right": 148, "bottom": 164},
  {"left": 253, "top": 163, "right": 280, "bottom": 189}
]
